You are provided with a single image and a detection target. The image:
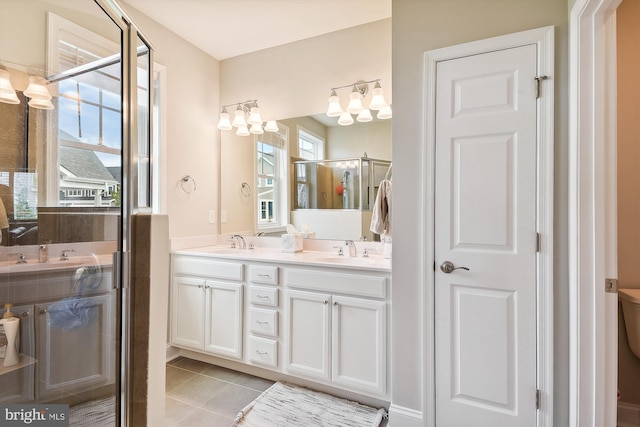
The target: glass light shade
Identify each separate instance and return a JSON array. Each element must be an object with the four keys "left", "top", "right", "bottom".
[
  {"left": 377, "top": 104, "right": 392, "bottom": 120},
  {"left": 264, "top": 120, "right": 279, "bottom": 132},
  {"left": 28, "top": 97, "right": 54, "bottom": 110},
  {"left": 326, "top": 90, "right": 343, "bottom": 117},
  {"left": 356, "top": 108, "right": 373, "bottom": 122},
  {"left": 369, "top": 82, "right": 387, "bottom": 110},
  {"left": 24, "top": 76, "right": 52, "bottom": 100},
  {"left": 346, "top": 87, "right": 364, "bottom": 114},
  {"left": 247, "top": 106, "right": 262, "bottom": 126},
  {"left": 236, "top": 125, "right": 250, "bottom": 136},
  {"left": 217, "top": 109, "right": 232, "bottom": 130},
  {"left": 232, "top": 106, "right": 247, "bottom": 128},
  {"left": 337, "top": 111, "right": 354, "bottom": 126},
  {"left": 0, "top": 70, "right": 19, "bottom": 105},
  {"left": 250, "top": 123, "right": 264, "bottom": 134}
]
